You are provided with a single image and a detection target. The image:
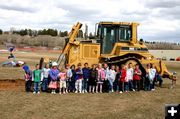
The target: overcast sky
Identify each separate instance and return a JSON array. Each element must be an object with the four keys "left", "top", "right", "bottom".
[{"left": 0, "top": 0, "right": 180, "bottom": 42}]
